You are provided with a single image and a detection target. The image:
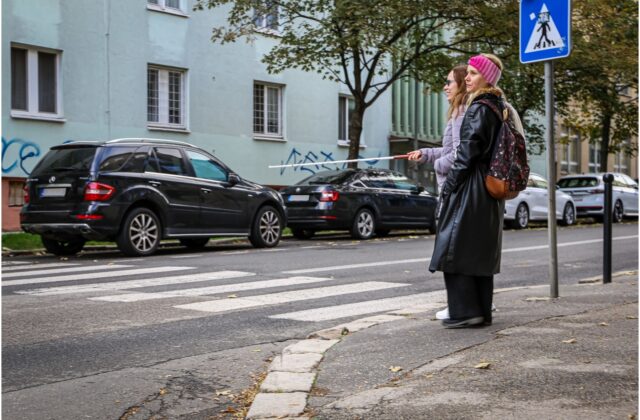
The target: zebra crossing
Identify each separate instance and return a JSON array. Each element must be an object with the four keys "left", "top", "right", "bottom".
[{"left": 2, "top": 260, "right": 445, "bottom": 322}]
